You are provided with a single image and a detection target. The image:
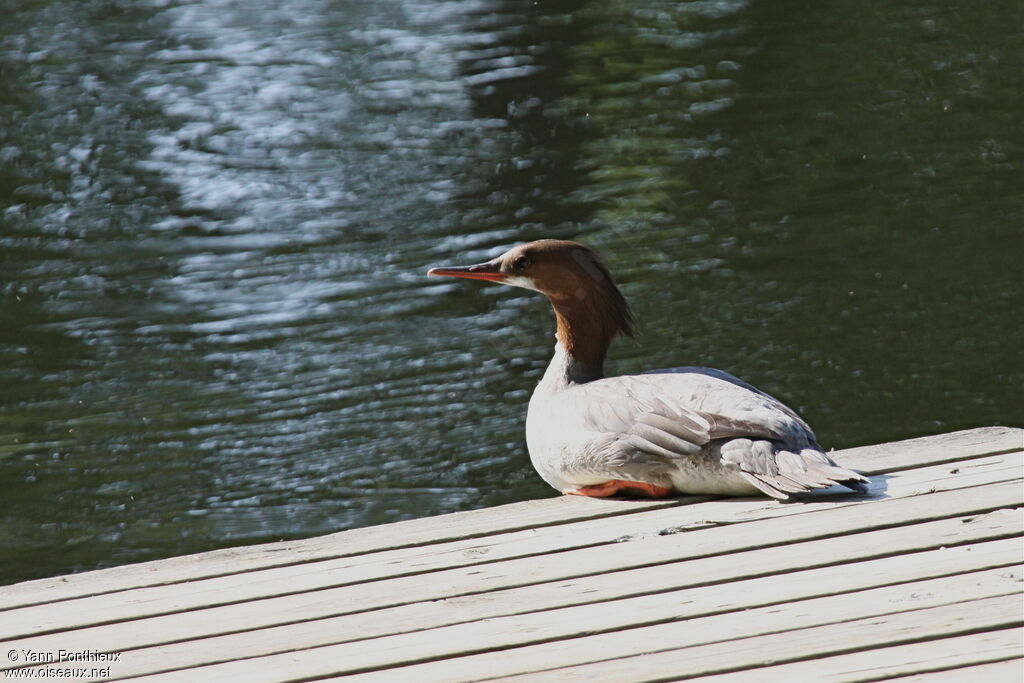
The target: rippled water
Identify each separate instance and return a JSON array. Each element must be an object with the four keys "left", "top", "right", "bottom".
[{"left": 1, "top": 0, "right": 1020, "bottom": 584}]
